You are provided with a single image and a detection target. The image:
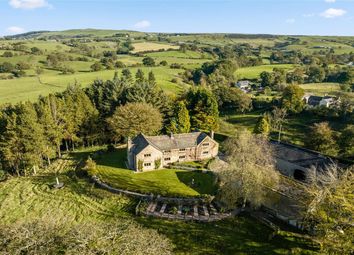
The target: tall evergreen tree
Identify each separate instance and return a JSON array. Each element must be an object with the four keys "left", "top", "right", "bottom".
[
  {"left": 167, "top": 101, "right": 191, "bottom": 134},
  {"left": 148, "top": 71, "right": 156, "bottom": 86},
  {"left": 185, "top": 88, "right": 219, "bottom": 131},
  {"left": 253, "top": 116, "right": 270, "bottom": 135},
  {"left": 135, "top": 69, "right": 145, "bottom": 84}
]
